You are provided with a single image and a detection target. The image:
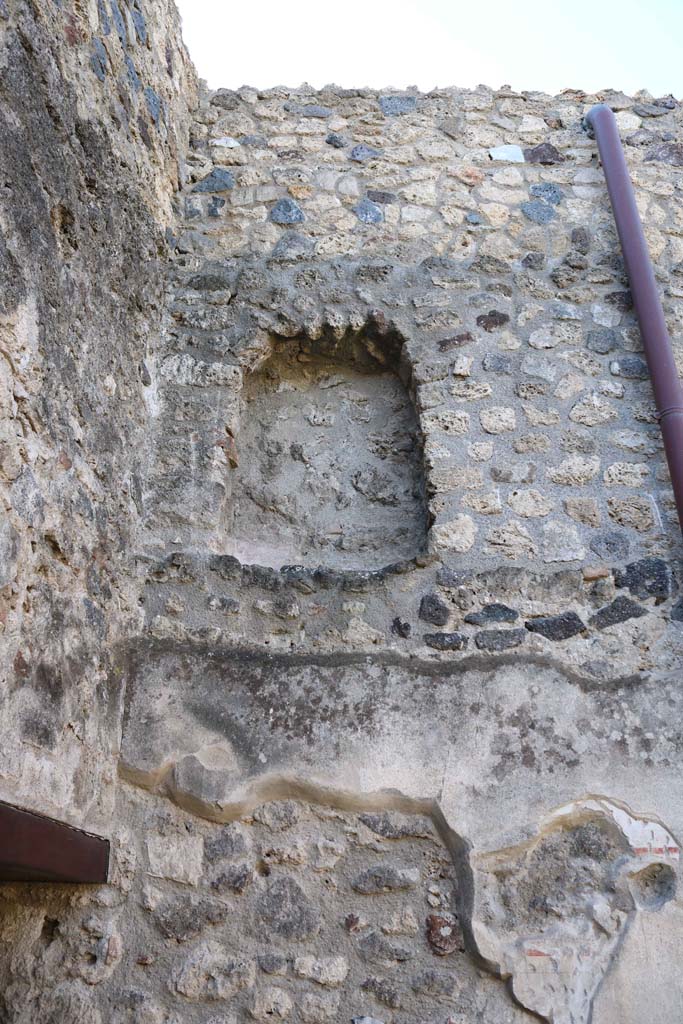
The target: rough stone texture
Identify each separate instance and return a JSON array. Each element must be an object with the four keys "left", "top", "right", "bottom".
[
  {"left": 2, "top": 11, "right": 683, "bottom": 1024},
  {"left": 0, "top": 796, "right": 534, "bottom": 1023},
  {"left": 0, "top": 0, "right": 196, "bottom": 828}
]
